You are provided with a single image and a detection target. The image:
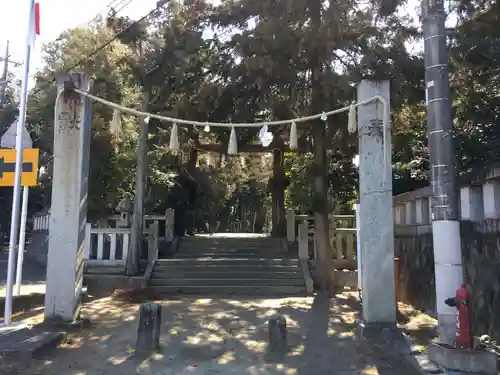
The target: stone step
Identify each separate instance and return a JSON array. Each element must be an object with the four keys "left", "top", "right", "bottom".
[
  {"left": 172, "top": 257, "right": 294, "bottom": 261},
  {"left": 155, "top": 258, "right": 300, "bottom": 267},
  {"left": 179, "top": 239, "right": 281, "bottom": 247},
  {"left": 148, "top": 285, "right": 307, "bottom": 296},
  {"left": 179, "top": 240, "right": 282, "bottom": 249},
  {"left": 152, "top": 266, "right": 301, "bottom": 276},
  {"left": 151, "top": 270, "right": 301, "bottom": 279},
  {"left": 179, "top": 240, "right": 281, "bottom": 249},
  {"left": 174, "top": 252, "right": 285, "bottom": 259},
  {"left": 149, "top": 277, "right": 305, "bottom": 287},
  {"left": 179, "top": 238, "right": 280, "bottom": 243},
  {"left": 177, "top": 246, "right": 286, "bottom": 254}
]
